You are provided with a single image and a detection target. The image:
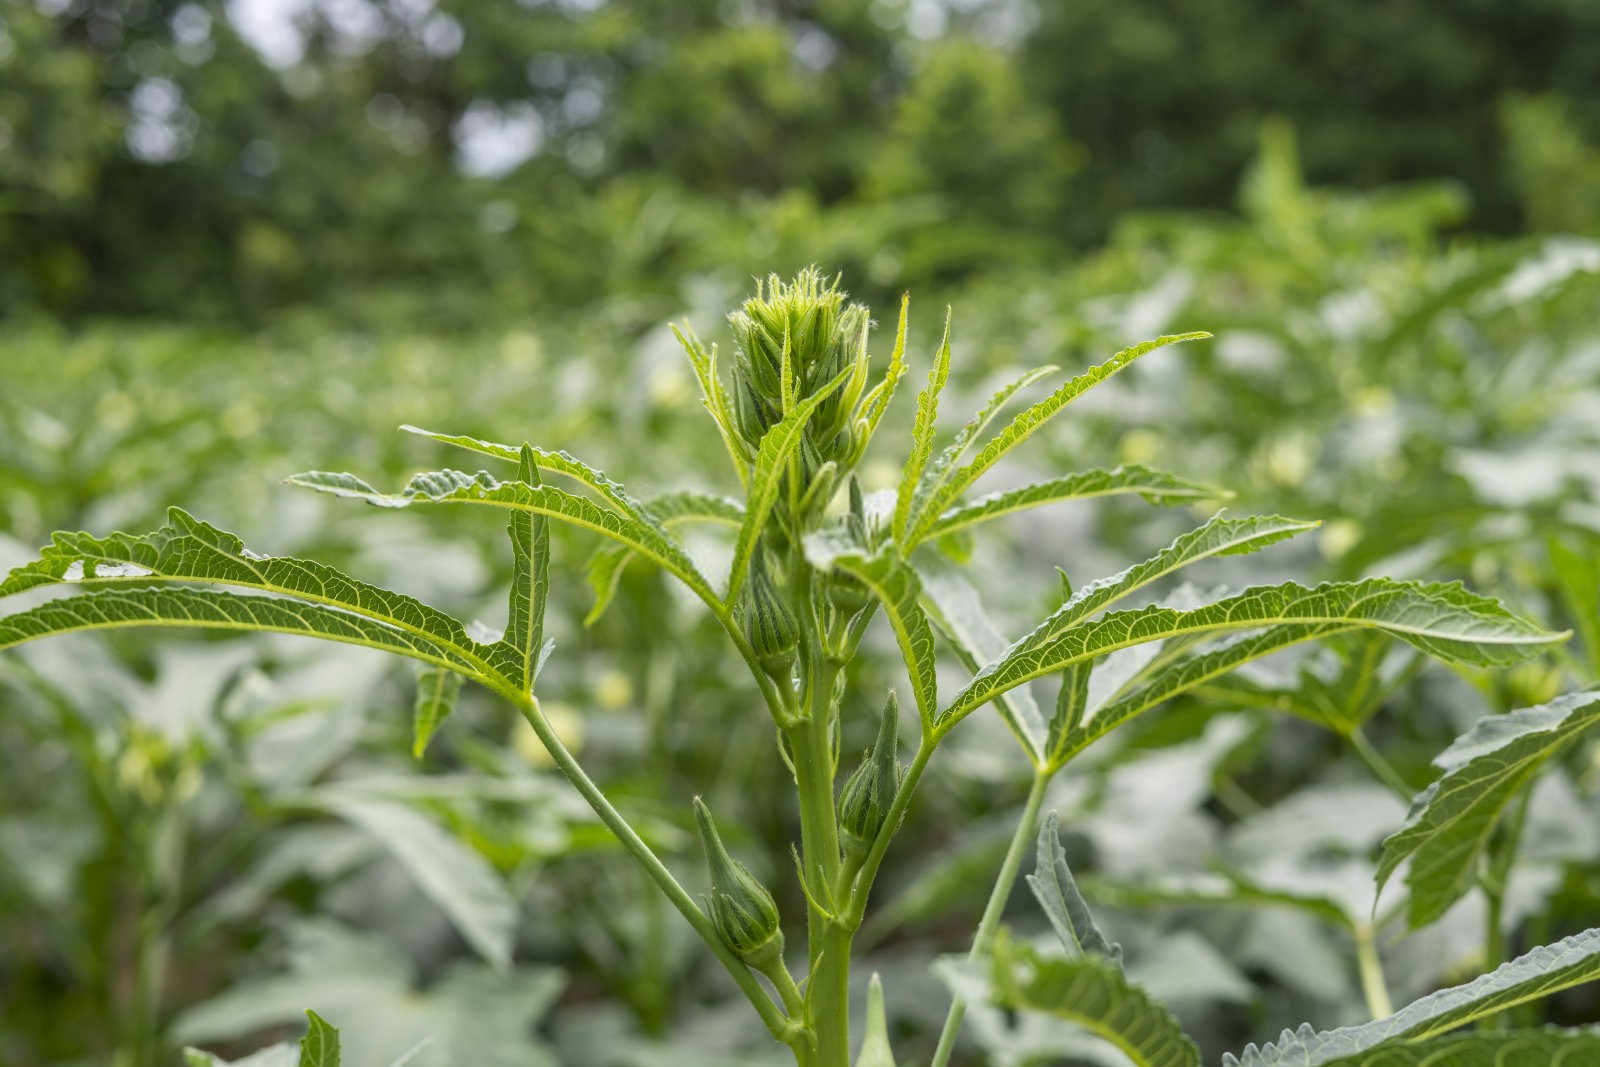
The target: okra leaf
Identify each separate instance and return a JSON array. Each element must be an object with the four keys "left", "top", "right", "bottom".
[
  {"left": 991, "top": 929, "right": 1200, "bottom": 1067},
  {"left": 412, "top": 665, "right": 463, "bottom": 759},
  {"left": 1376, "top": 690, "right": 1600, "bottom": 928},
  {"left": 909, "top": 333, "right": 1210, "bottom": 546},
  {"left": 906, "top": 365, "right": 1057, "bottom": 537},
  {"left": 1022, "top": 512, "right": 1320, "bottom": 648},
  {"left": 0, "top": 506, "right": 506, "bottom": 679},
  {"left": 857, "top": 292, "right": 910, "bottom": 444},
  {"left": 1317, "top": 1028, "right": 1600, "bottom": 1066},
  {"left": 918, "top": 465, "right": 1225, "bottom": 541},
  {"left": 727, "top": 361, "right": 854, "bottom": 603},
  {"left": 298, "top": 1010, "right": 340, "bottom": 1067},
  {"left": 0, "top": 586, "right": 486, "bottom": 682},
  {"left": 1223, "top": 927, "right": 1600, "bottom": 1066},
  {"left": 826, "top": 548, "right": 938, "bottom": 726},
  {"left": 1027, "top": 812, "right": 1122, "bottom": 965},
  {"left": 504, "top": 446, "right": 550, "bottom": 691},
  {"left": 916, "top": 557, "right": 1046, "bottom": 764},
  {"left": 399, "top": 425, "right": 651, "bottom": 524},
  {"left": 893, "top": 307, "right": 953, "bottom": 547},
  {"left": 942, "top": 579, "right": 1564, "bottom": 731},
  {"left": 670, "top": 325, "right": 749, "bottom": 485},
  {"left": 286, "top": 469, "right": 722, "bottom": 614}
]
